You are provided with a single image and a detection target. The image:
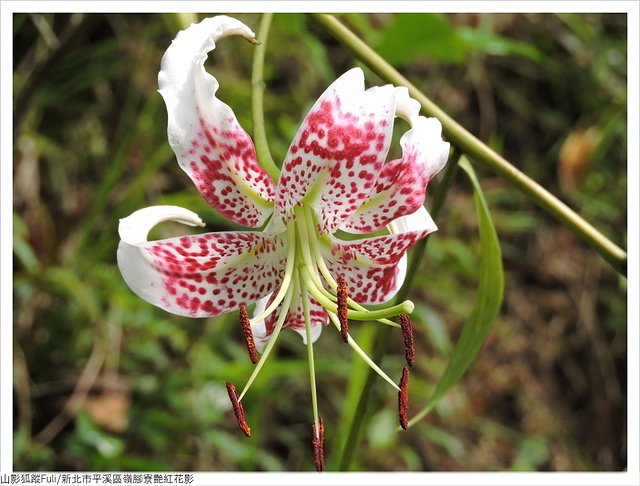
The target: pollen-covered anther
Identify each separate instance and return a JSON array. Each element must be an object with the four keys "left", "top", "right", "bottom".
[
  {"left": 226, "top": 381, "right": 251, "bottom": 437},
  {"left": 312, "top": 417, "right": 325, "bottom": 472},
  {"left": 398, "top": 367, "right": 410, "bottom": 430},
  {"left": 399, "top": 314, "right": 415, "bottom": 367},
  {"left": 239, "top": 303, "right": 258, "bottom": 364},
  {"left": 337, "top": 275, "right": 349, "bottom": 343}
]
